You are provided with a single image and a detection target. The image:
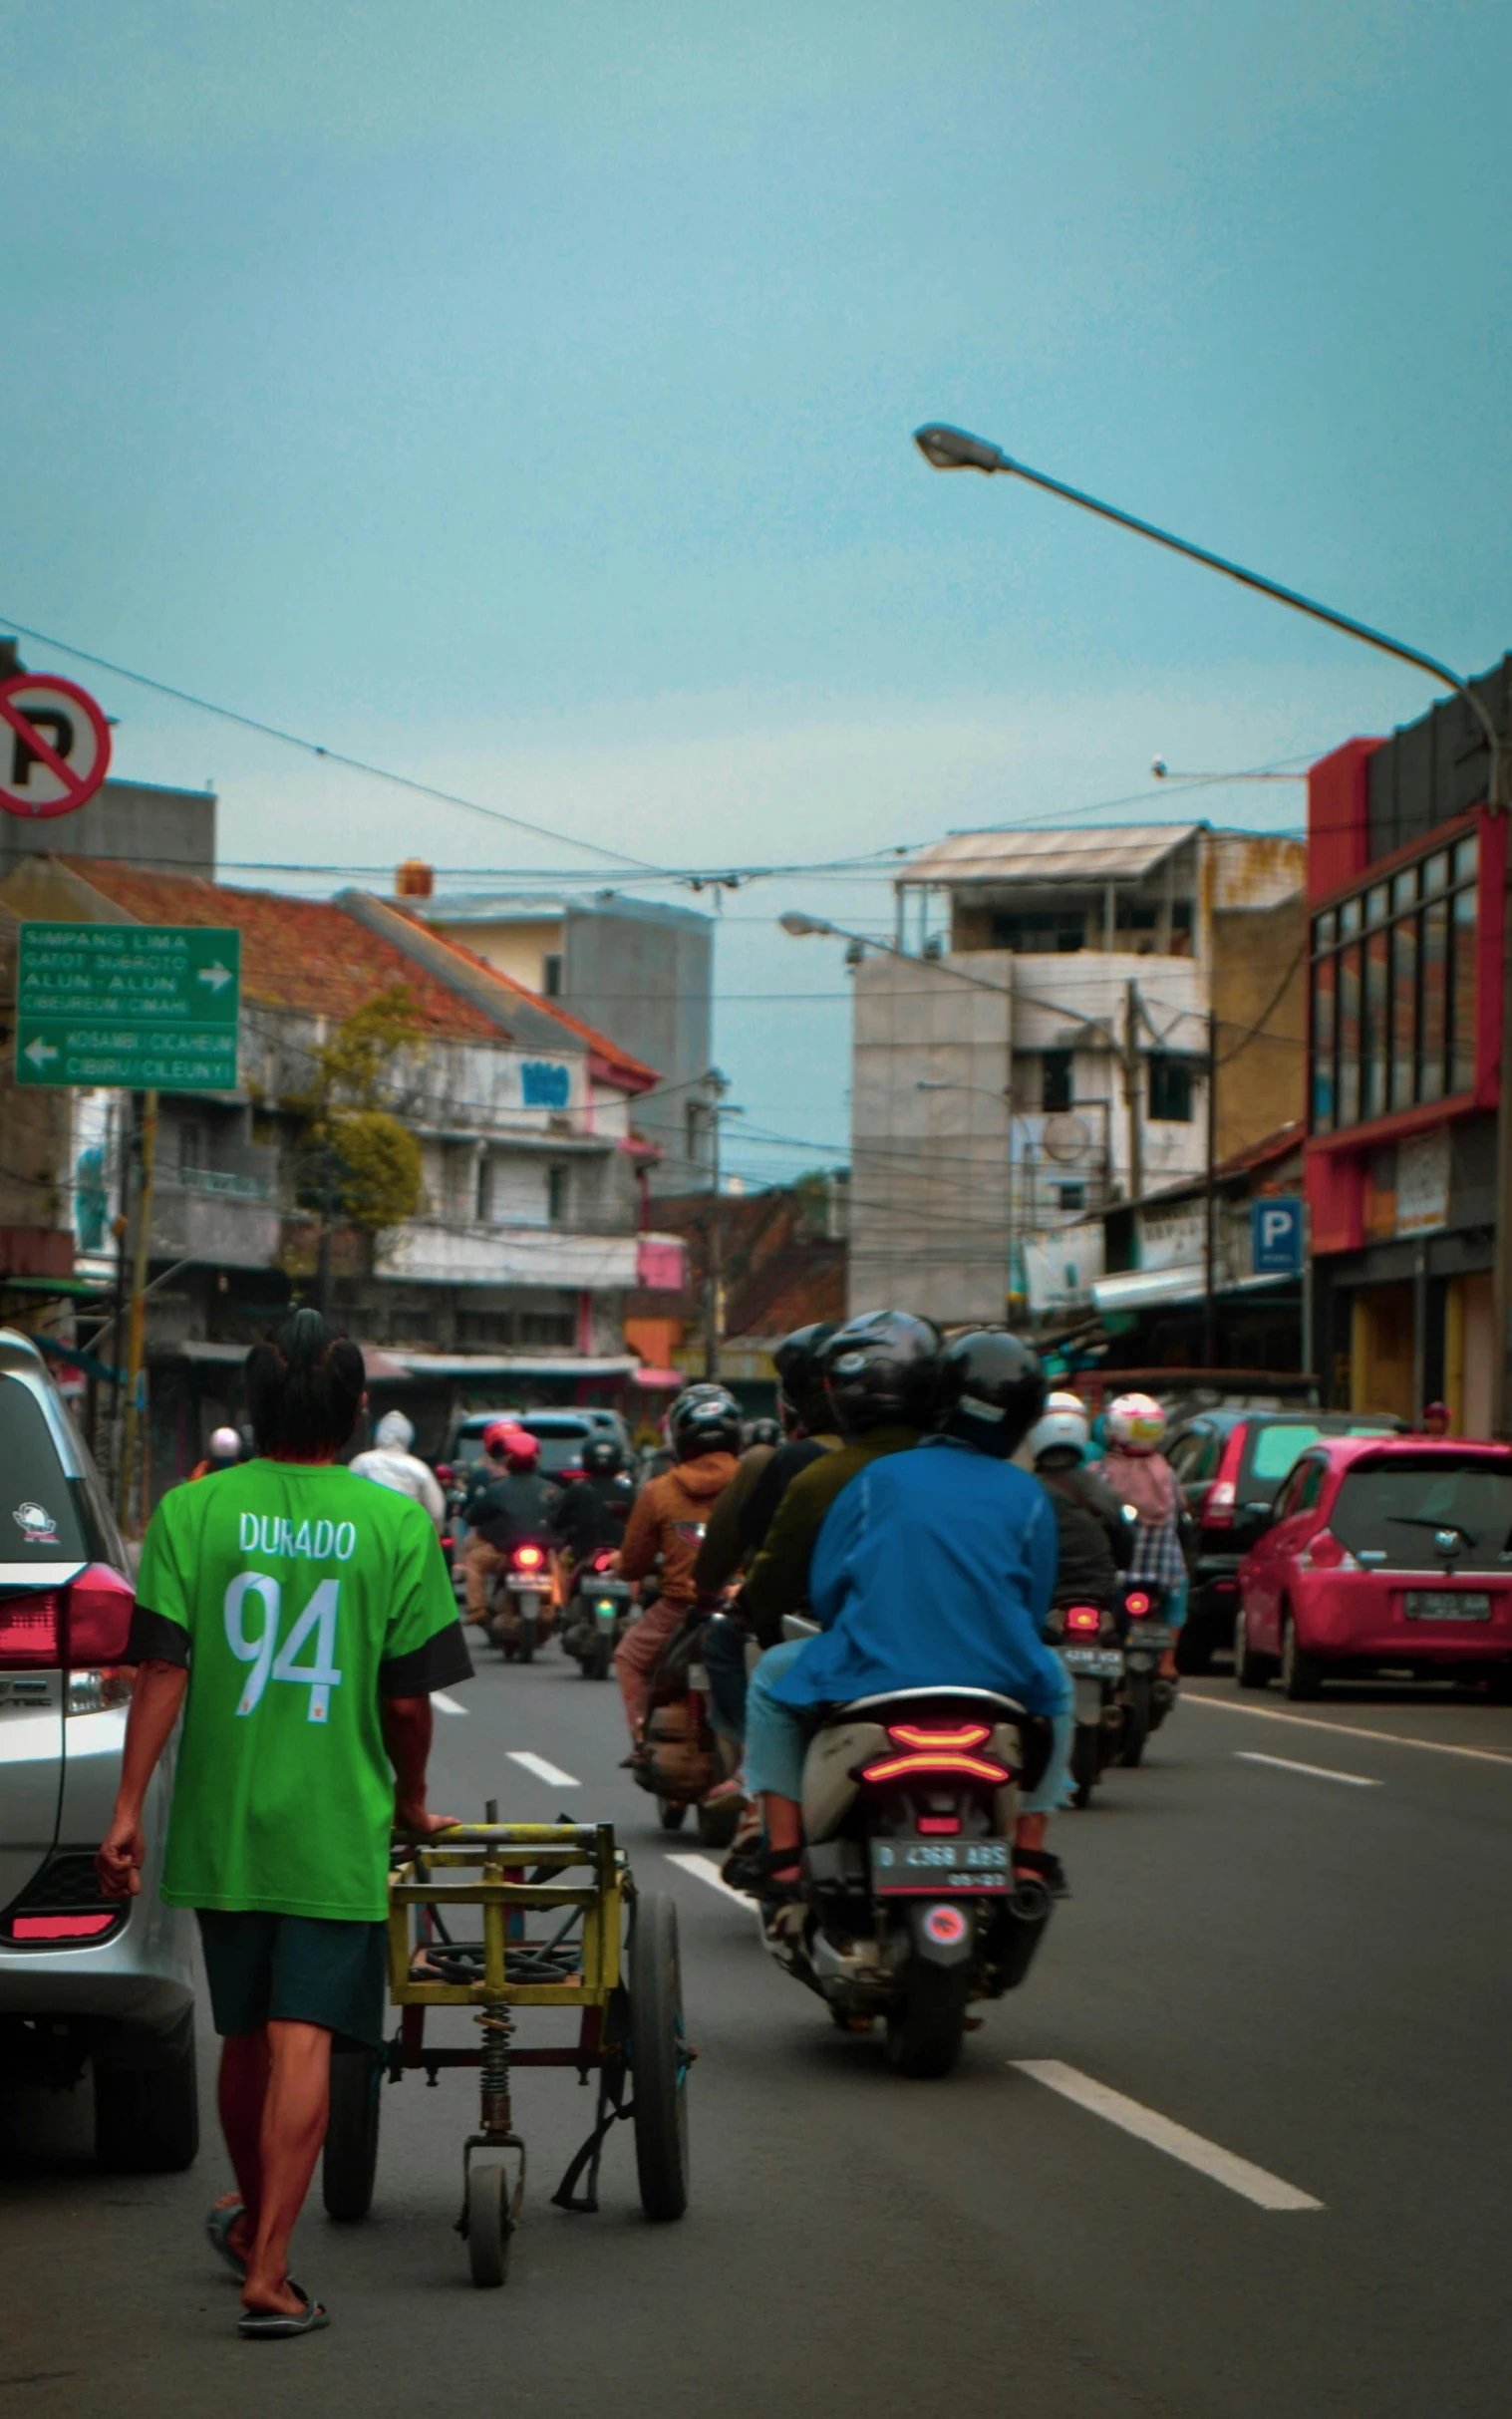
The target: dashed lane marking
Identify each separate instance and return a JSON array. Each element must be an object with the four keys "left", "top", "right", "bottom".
[
  {"left": 1236, "top": 1749, "right": 1380, "bottom": 1788},
  {"left": 506, "top": 1750, "right": 579, "bottom": 1787},
  {"left": 1012, "top": 2060, "right": 1324, "bottom": 2212},
  {"left": 430, "top": 1692, "right": 468, "bottom": 1715},
  {"left": 1184, "top": 1690, "right": 1512, "bottom": 1767},
  {"left": 665, "top": 1852, "right": 760, "bottom": 1911}
]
